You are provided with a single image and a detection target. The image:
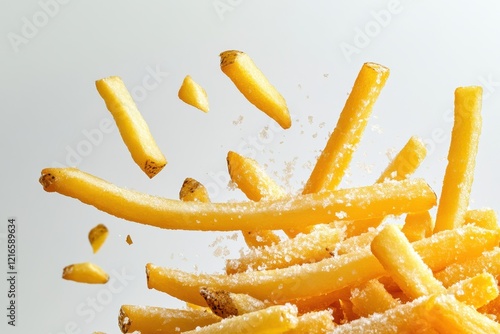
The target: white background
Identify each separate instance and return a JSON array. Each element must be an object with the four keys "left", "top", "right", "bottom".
[{"left": 2, "top": 1, "right": 500, "bottom": 333}]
